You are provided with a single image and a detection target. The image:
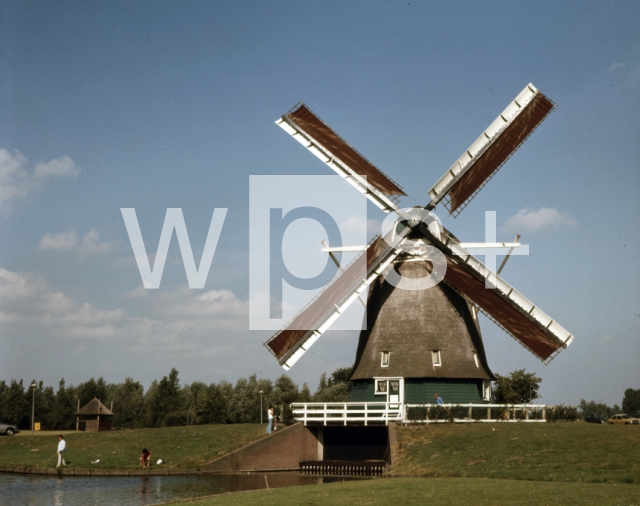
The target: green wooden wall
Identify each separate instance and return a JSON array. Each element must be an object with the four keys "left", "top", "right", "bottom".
[
  {"left": 350, "top": 379, "right": 485, "bottom": 404},
  {"left": 405, "top": 378, "right": 484, "bottom": 404},
  {"left": 350, "top": 381, "right": 377, "bottom": 402}
]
